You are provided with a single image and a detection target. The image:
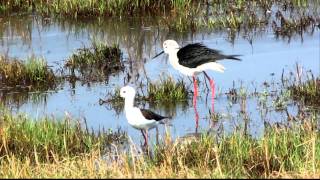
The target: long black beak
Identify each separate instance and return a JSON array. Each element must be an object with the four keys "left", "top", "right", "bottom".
[{"left": 152, "top": 51, "right": 164, "bottom": 59}]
